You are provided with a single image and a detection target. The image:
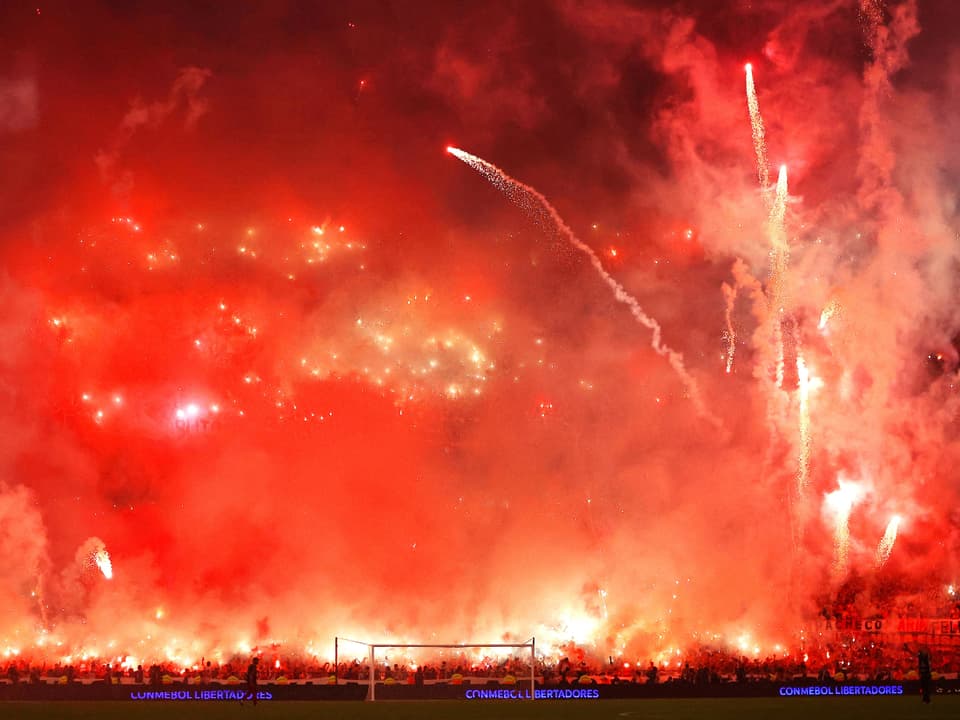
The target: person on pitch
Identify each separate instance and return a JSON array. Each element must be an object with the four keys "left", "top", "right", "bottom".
[
  {"left": 241, "top": 656, "right": 260, "bottom": 706},
  {"left": 918, "top": 646, "right": 932, "bottom": 704}
]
